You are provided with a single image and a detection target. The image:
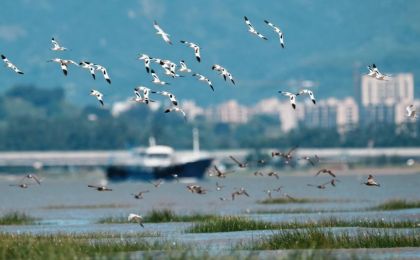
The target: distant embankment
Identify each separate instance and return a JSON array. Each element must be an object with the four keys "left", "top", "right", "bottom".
[{"left": 0, "top": 148, "right": 419, "bottom": 168}]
